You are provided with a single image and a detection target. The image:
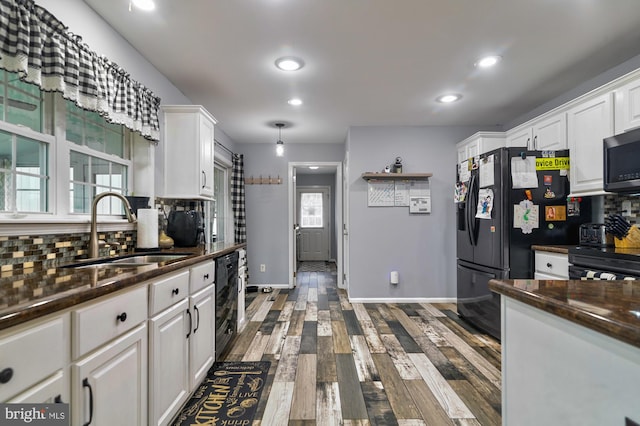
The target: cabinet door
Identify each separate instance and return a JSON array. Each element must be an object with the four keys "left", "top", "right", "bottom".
[
  {"left": 72, "top": 323, "right": 147, "bottom": 426},
  {"left": 506, "top": 127, "right": 533, "bottom": 148},
  {"left": 466, "top": 138, "right": 480, "bottom": 159},
  {"left": 614, "top": 77, "right": 640, "bottom": 133},
  {"left": 189, "top": 285, "right": 215, "bottom": 391},
  {"left": 533, "top": 113, "right": 567, "bottom": 150},
  {"left": 456, "top": 144, "right": 468, "bottom": 164},
  {"left": 199, "top": 115, "right": 215, "bottom": 198},
  {"left": 567, "top": 93, "right": 614, "bottom": 195},
  {"left": 149, "top": 298, "right": 190, "bottom": 426},
  {"left": 237, "top": 266, "right": 246, "bottom": 332}
]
